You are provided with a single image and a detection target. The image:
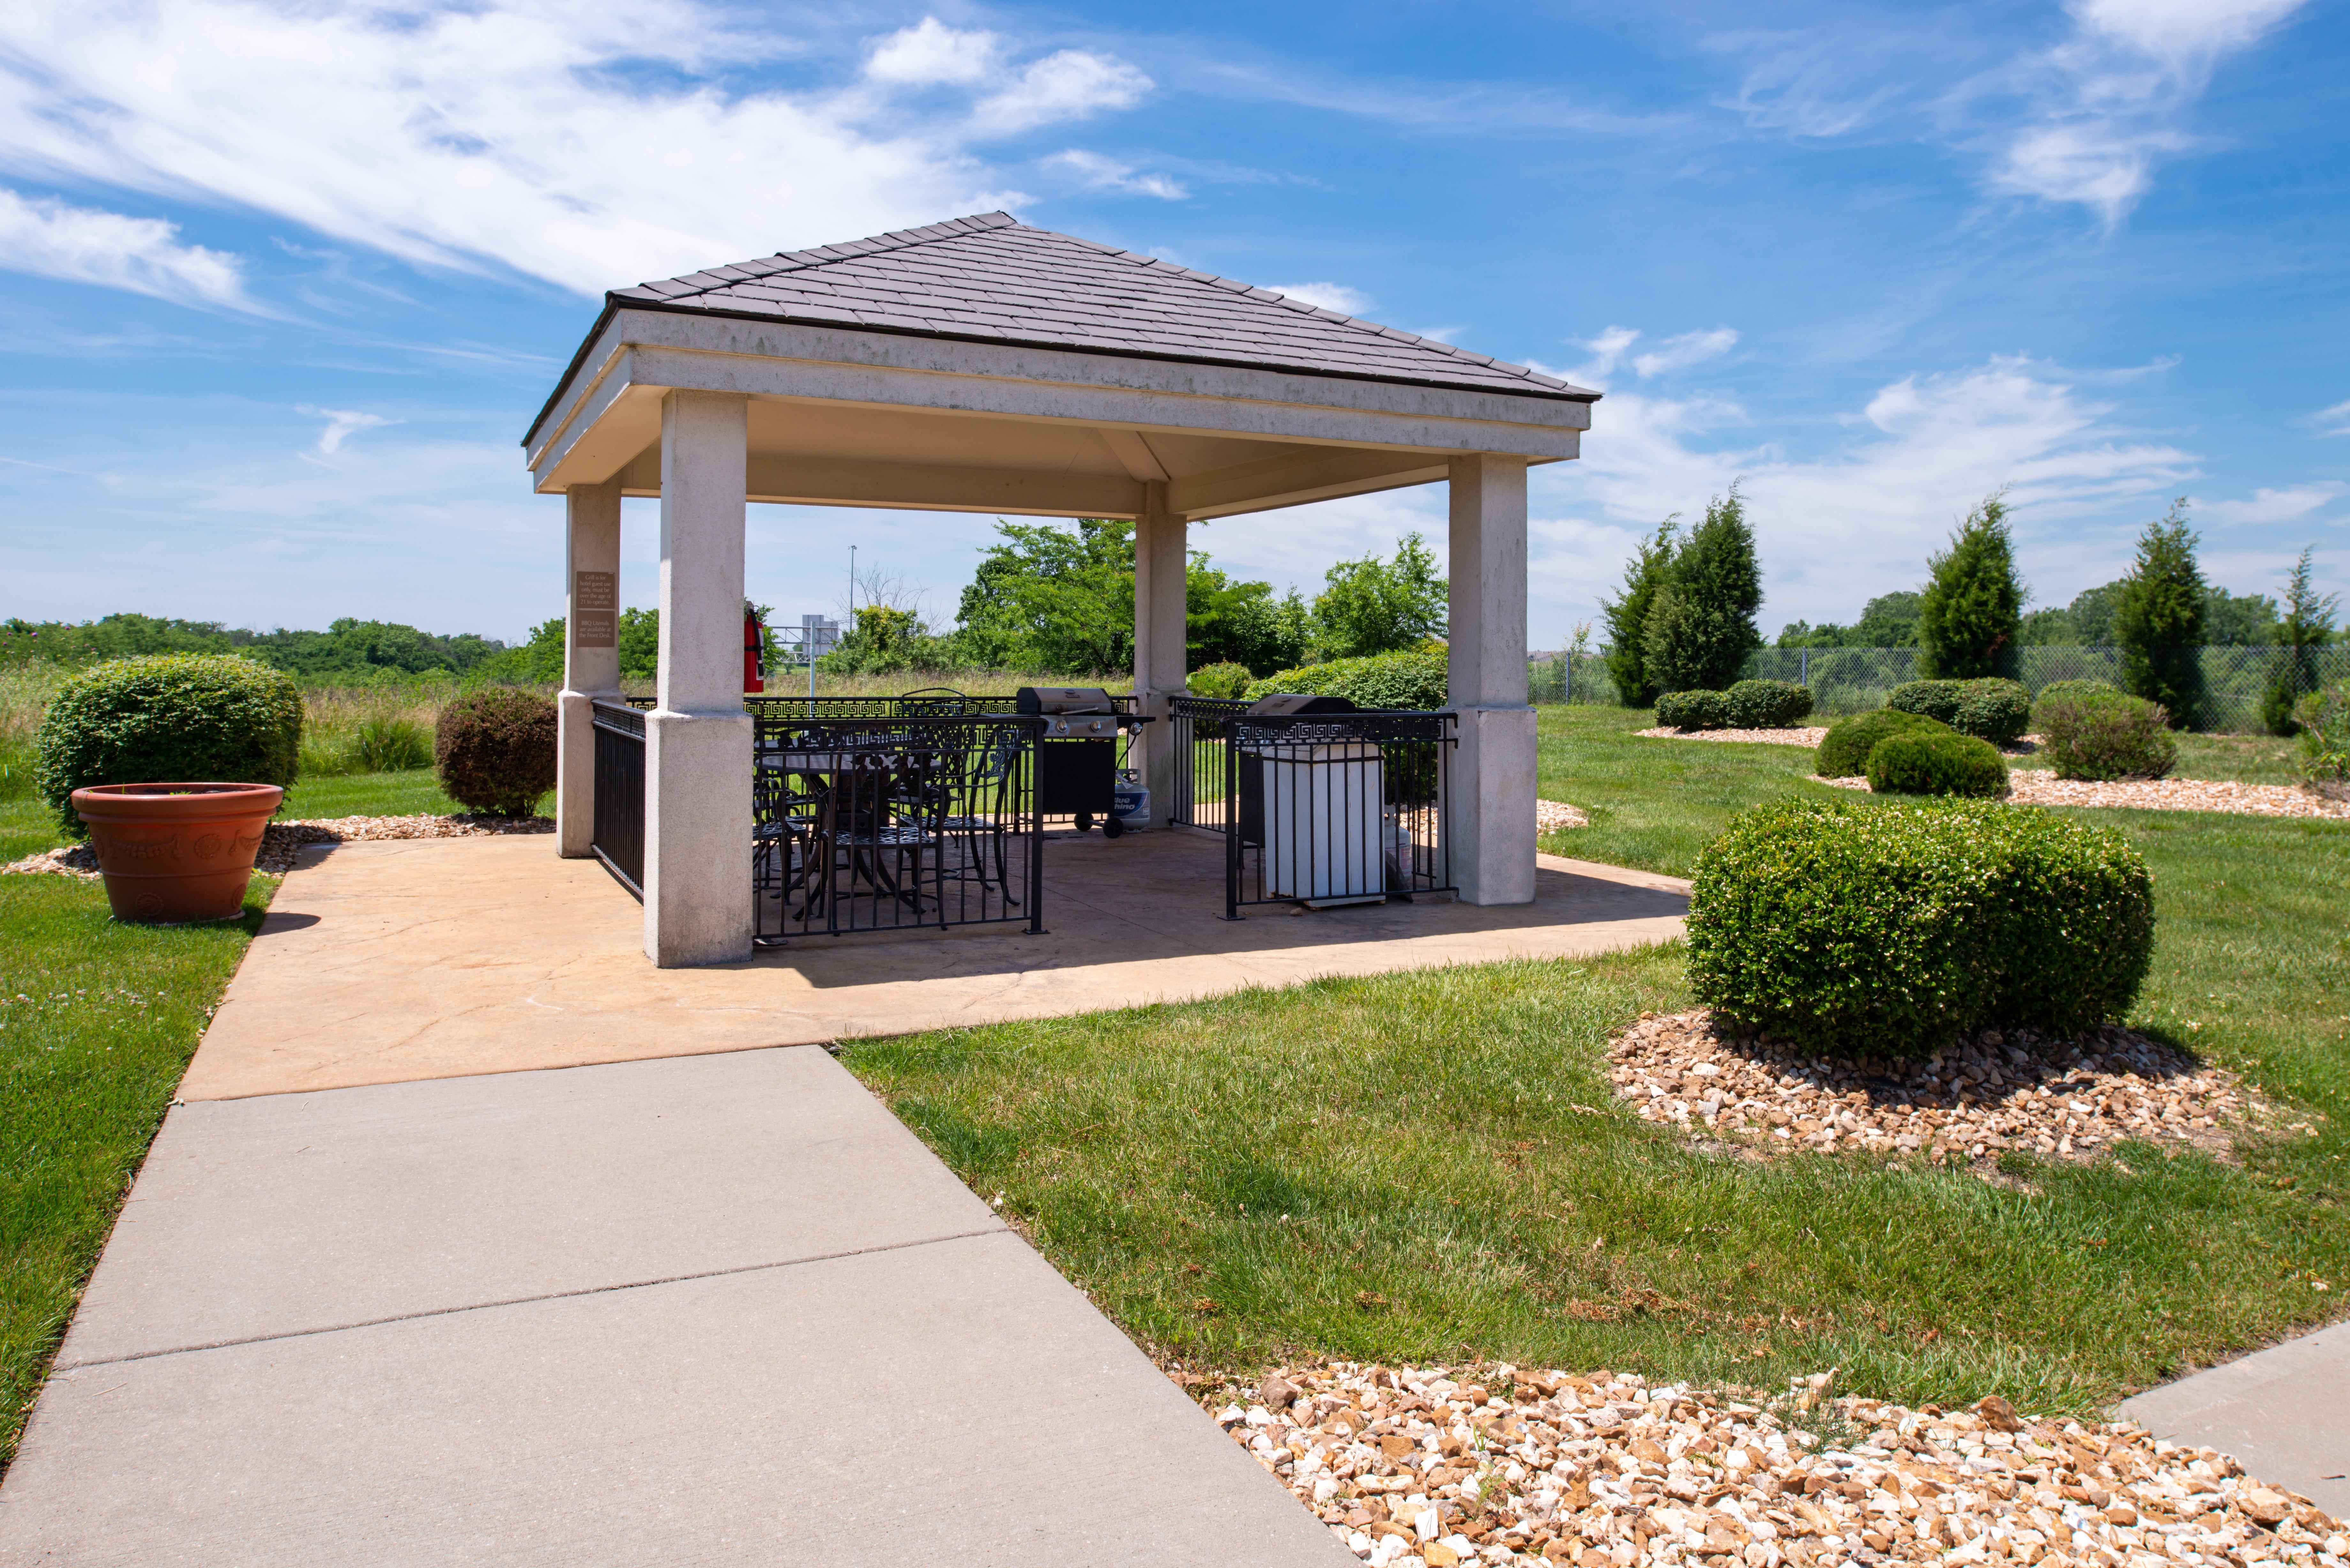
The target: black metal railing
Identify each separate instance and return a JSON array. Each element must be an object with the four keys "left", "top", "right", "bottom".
[
  {"left": 1220, "top": 711, "right": 1456, "bottom": 918},
  {"left": 590, "top": 699, "right": 646, "bottom": 898},
  {"left": 751, "top": 712, "right": 1044, "bottom": 945},
  {"left": 1168, "top": 697, "right": 1249, "bottom": 833}
]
